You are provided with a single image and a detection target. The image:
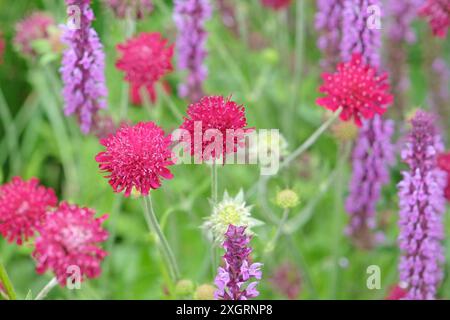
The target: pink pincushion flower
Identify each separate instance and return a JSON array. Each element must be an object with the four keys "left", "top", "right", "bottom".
[
  {"left": 33, "top": 202, "right": 108, "bottom": 286},
  {"left": 438, "top": 152, "right": 450, "bottom": 201},
  {"left": 316, "top": 53, "right": 393, "bottom": 126},
  {"left": 95, "top": 122, "right": 175, "bottom": 197},
  {"left": 116, "top": 32, "right": 174, "bottom": 106},
  {"left": 419, "top": 0, "right": 450, "bottom": 38},
  {"left": 261, "top": 0, "right": 291, "bottom": 10},
  {"left": 0, "top": 177, "right": 57, "bottom": 245},
  {"left": 179, "top": 95, "right": 251, "bottom": 161},
  {"left": 14, "top": 11, "right": 55, "bottom": 58},
  {"left": 386, "top": 284, "right": 408, "bottom": 300}
]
